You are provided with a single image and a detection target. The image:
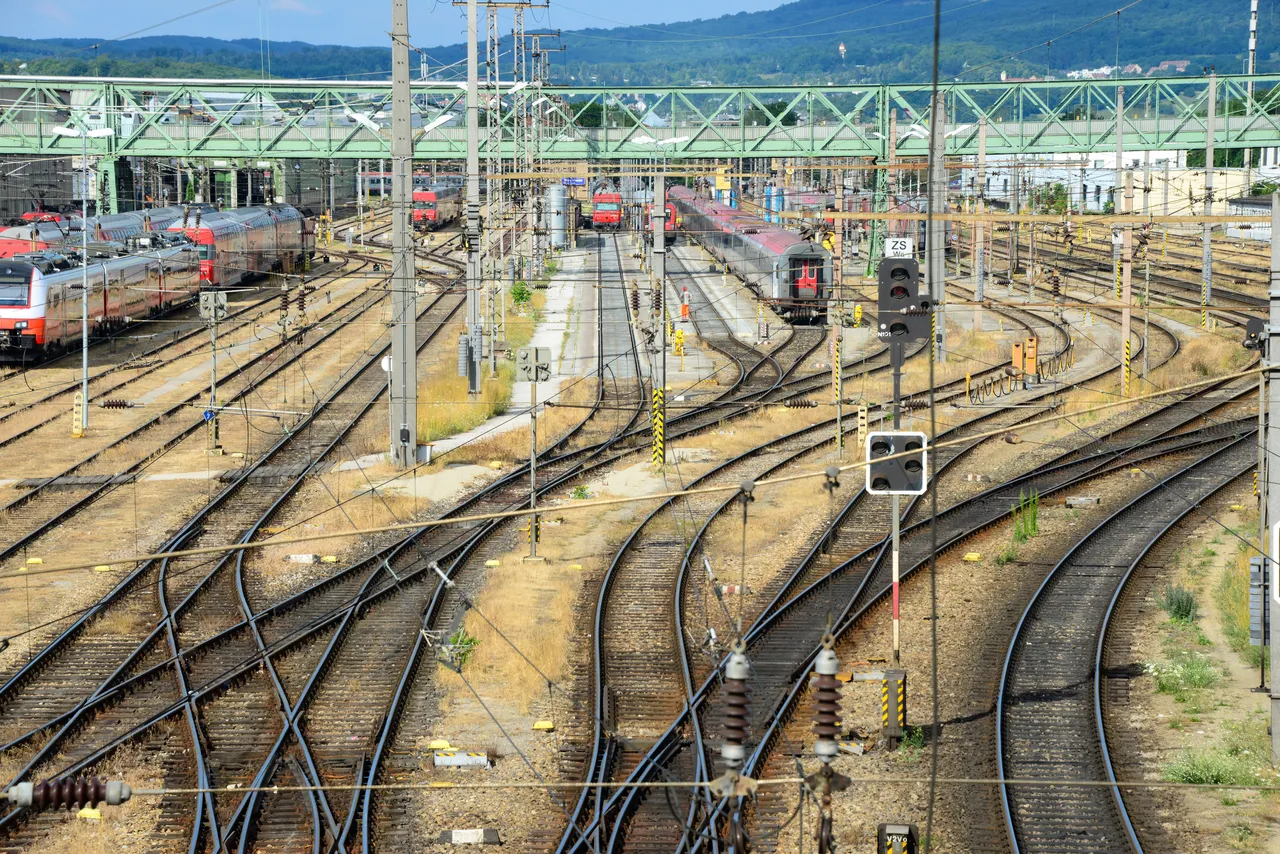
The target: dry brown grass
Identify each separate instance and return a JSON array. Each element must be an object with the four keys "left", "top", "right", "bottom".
[
  {"left": 457, "top": 378, "right": 601, "bottom": 464},
  {"left": 258, "top": 469, "right": 423, "bottom": 568},
  {"left": 417, "top": 289, "right": 546, "bottom": 443},
  {"left": 93, "top": 601, "right": 151, "bottom": 638},
  {"left": 1176, "top": 334, "right": 1254, "bottom": 379},
  {"left": 436, "top": 557, "right": 580, "bottom": 714}
]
